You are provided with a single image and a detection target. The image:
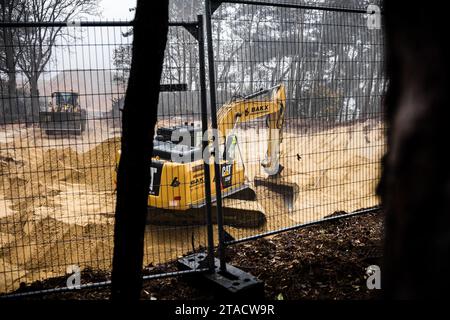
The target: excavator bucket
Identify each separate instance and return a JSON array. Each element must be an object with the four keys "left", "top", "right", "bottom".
[{"left": 253, "top": 173, "right": 299, "bottom": 213}]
